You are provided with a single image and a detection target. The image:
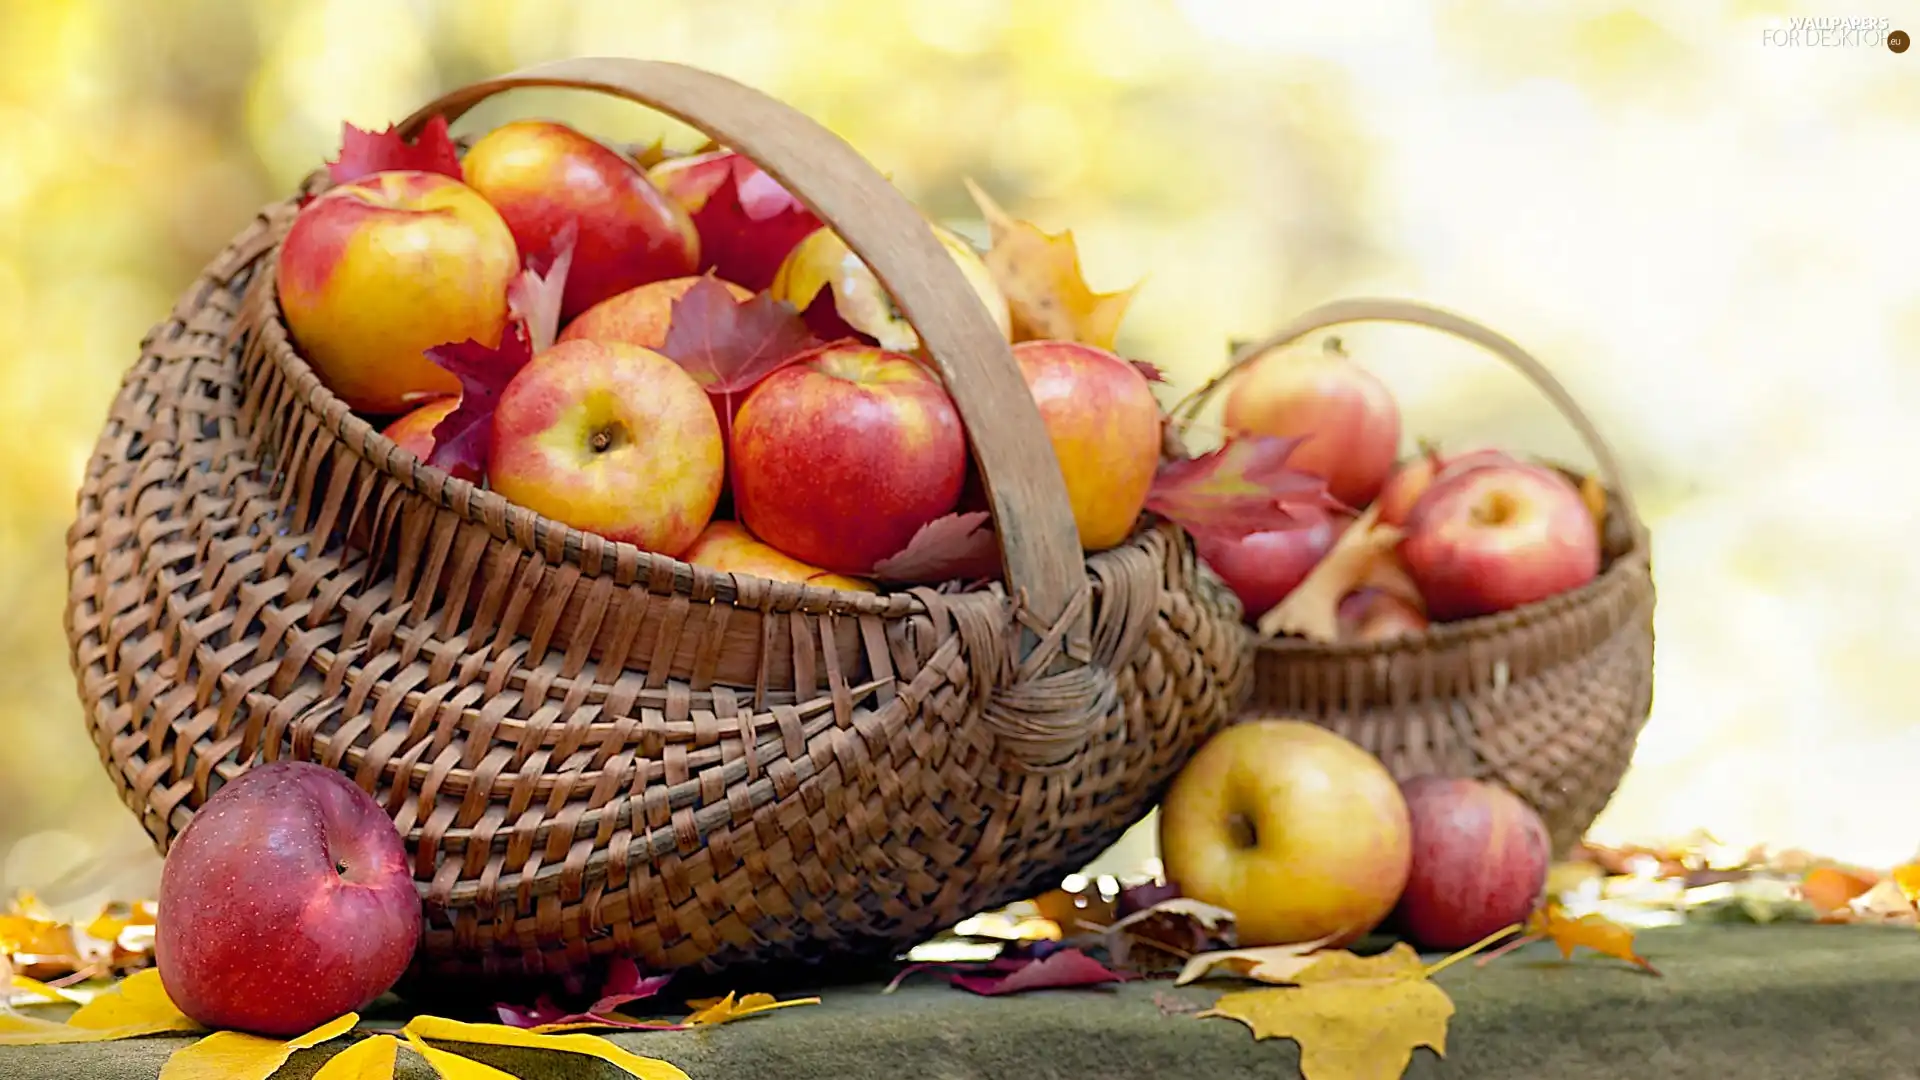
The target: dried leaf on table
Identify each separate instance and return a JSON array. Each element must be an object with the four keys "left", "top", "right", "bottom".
[
  {"left": 949, "top": 947, "right": 1135, "bottom": 996},
  {"left": 402, "top": 1014, "right": 690, "bottom": 1079},
  {"left": 1197, "top": 943, "right": 1454, "bottom": 1080},
  {"left": 312, "top": 1034, "right": 399, "bottom": 1080},
  {"left": 1800, "top": 866, "right": 1879, "bottom": 920},
  {"left": 1114, "top": 881, "right": 1182, "bottom": 919},
  {"left": 507, "top": 221, "right": 576, "bottom": 355},
  {"left": 1477, "top": 903, "right": 1660, "bottom": 975},
  {"left": 1146, "top": 435, "right": 1346, "bottom": 546},
  {"left": 1258, "top": 504, "right": 1405, "bottom": 642},
  {"left": 1175, "top": 935, "right": 1338, "bottom": 986},
  {"left": 1105, "top": 899, "right": 1238, "bottom": 974},
  {"left": 157, "top": 1012, "right": 358, "bottom": 1080},
  {"left": 326, "top": 115, "right": 463, "bottom": 187},
  {"left": 10, "top": 974, "right": 84, "bottom": 1004},
  {"left": 1849, "top": 877, "right": 1918, "bottom": 924},
  {"left": 497, "top": 956, "right": 679, "bottom": 1033},
  {"left": 656, "top": 276, "right": 826, "bottom": 445},
  {"left": 963, "top": 177, "right": 1139, "bottom": 349},
  {"left": 682, "top": 991, "right": 821, "bottom": 1026},
  {"left": 0, "top": 969, "right": 204, "bottom": 1044},
  {"left": 1032, "top": 887, "right": 1118, "bottom": 935},
  {"left": 871, "top": 511, "right": 1002, "bottom": 585},
  {"left": 1894, "top": 863, "right": 1920, "bottom": 907}
]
